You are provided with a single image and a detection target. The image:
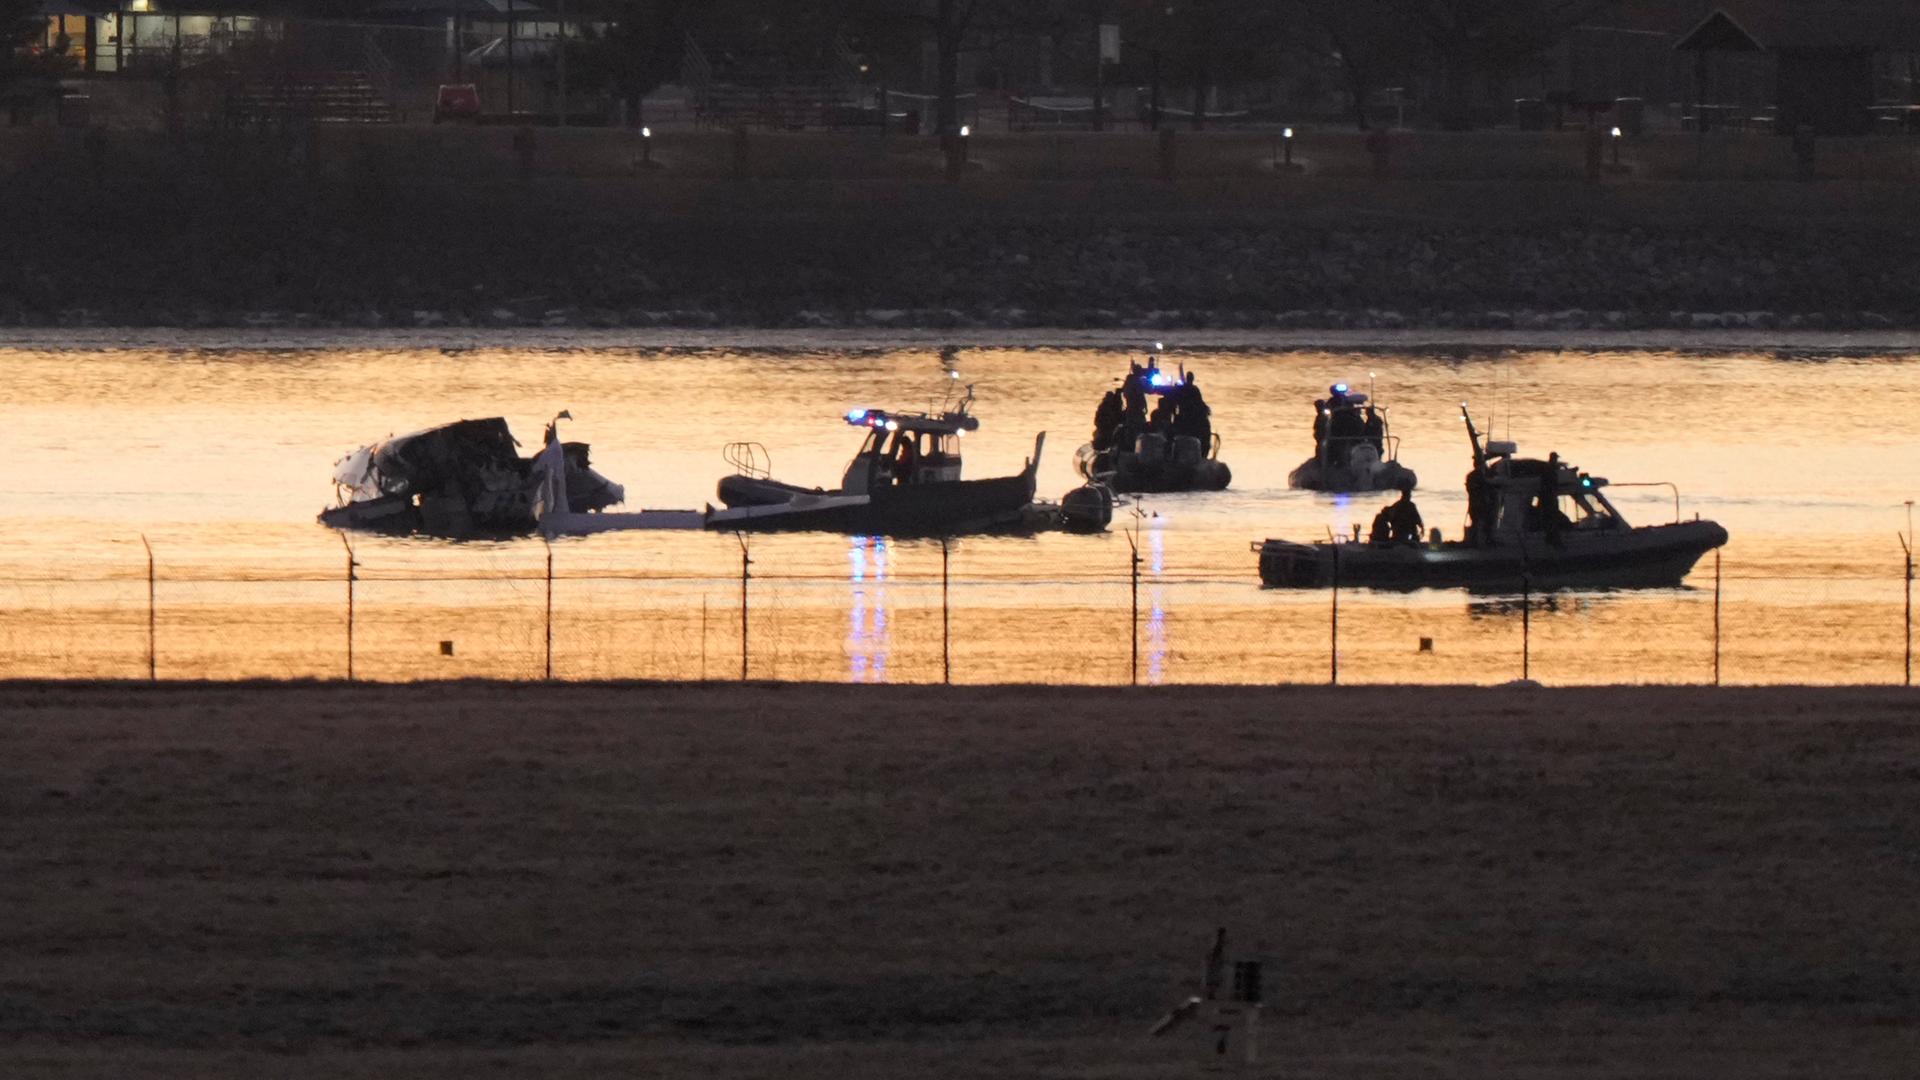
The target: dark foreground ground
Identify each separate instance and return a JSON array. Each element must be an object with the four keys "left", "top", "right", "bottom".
[{"left": 2, "top": 681, "right": 1918, "bottom": 1078}]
